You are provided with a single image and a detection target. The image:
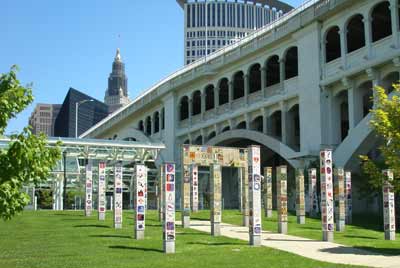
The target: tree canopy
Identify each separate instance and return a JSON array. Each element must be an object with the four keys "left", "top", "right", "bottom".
[{"left": 0, "top": 66, "right": 61, "bottom": 220}]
